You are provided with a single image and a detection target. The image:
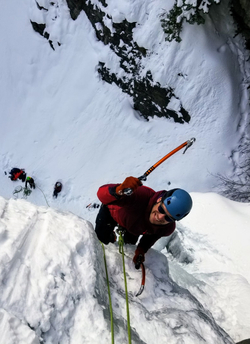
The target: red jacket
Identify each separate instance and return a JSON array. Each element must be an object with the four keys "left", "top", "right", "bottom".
[
  {"left": 13, "top": 170, "right": 24, "bottom": 181},
  {"left": 97, "top": 184, "right": 175, "bottom": 252}
]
